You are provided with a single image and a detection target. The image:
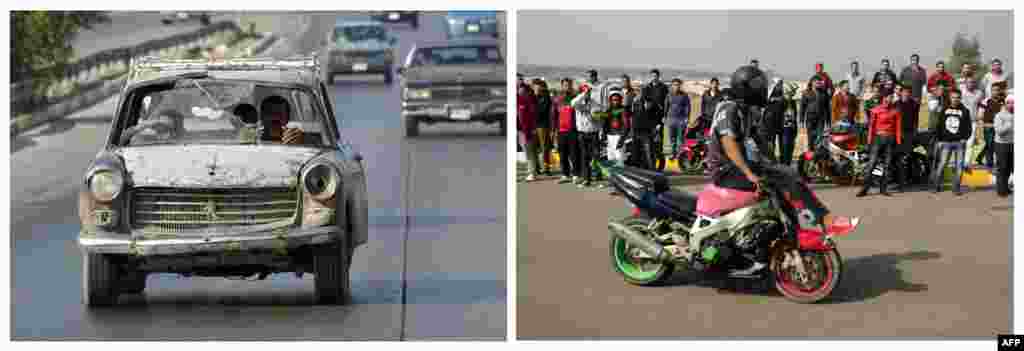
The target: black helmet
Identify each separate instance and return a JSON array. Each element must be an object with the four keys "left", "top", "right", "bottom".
[{"left": 729, "top": 65, "right": 768, "bottom": 107}]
